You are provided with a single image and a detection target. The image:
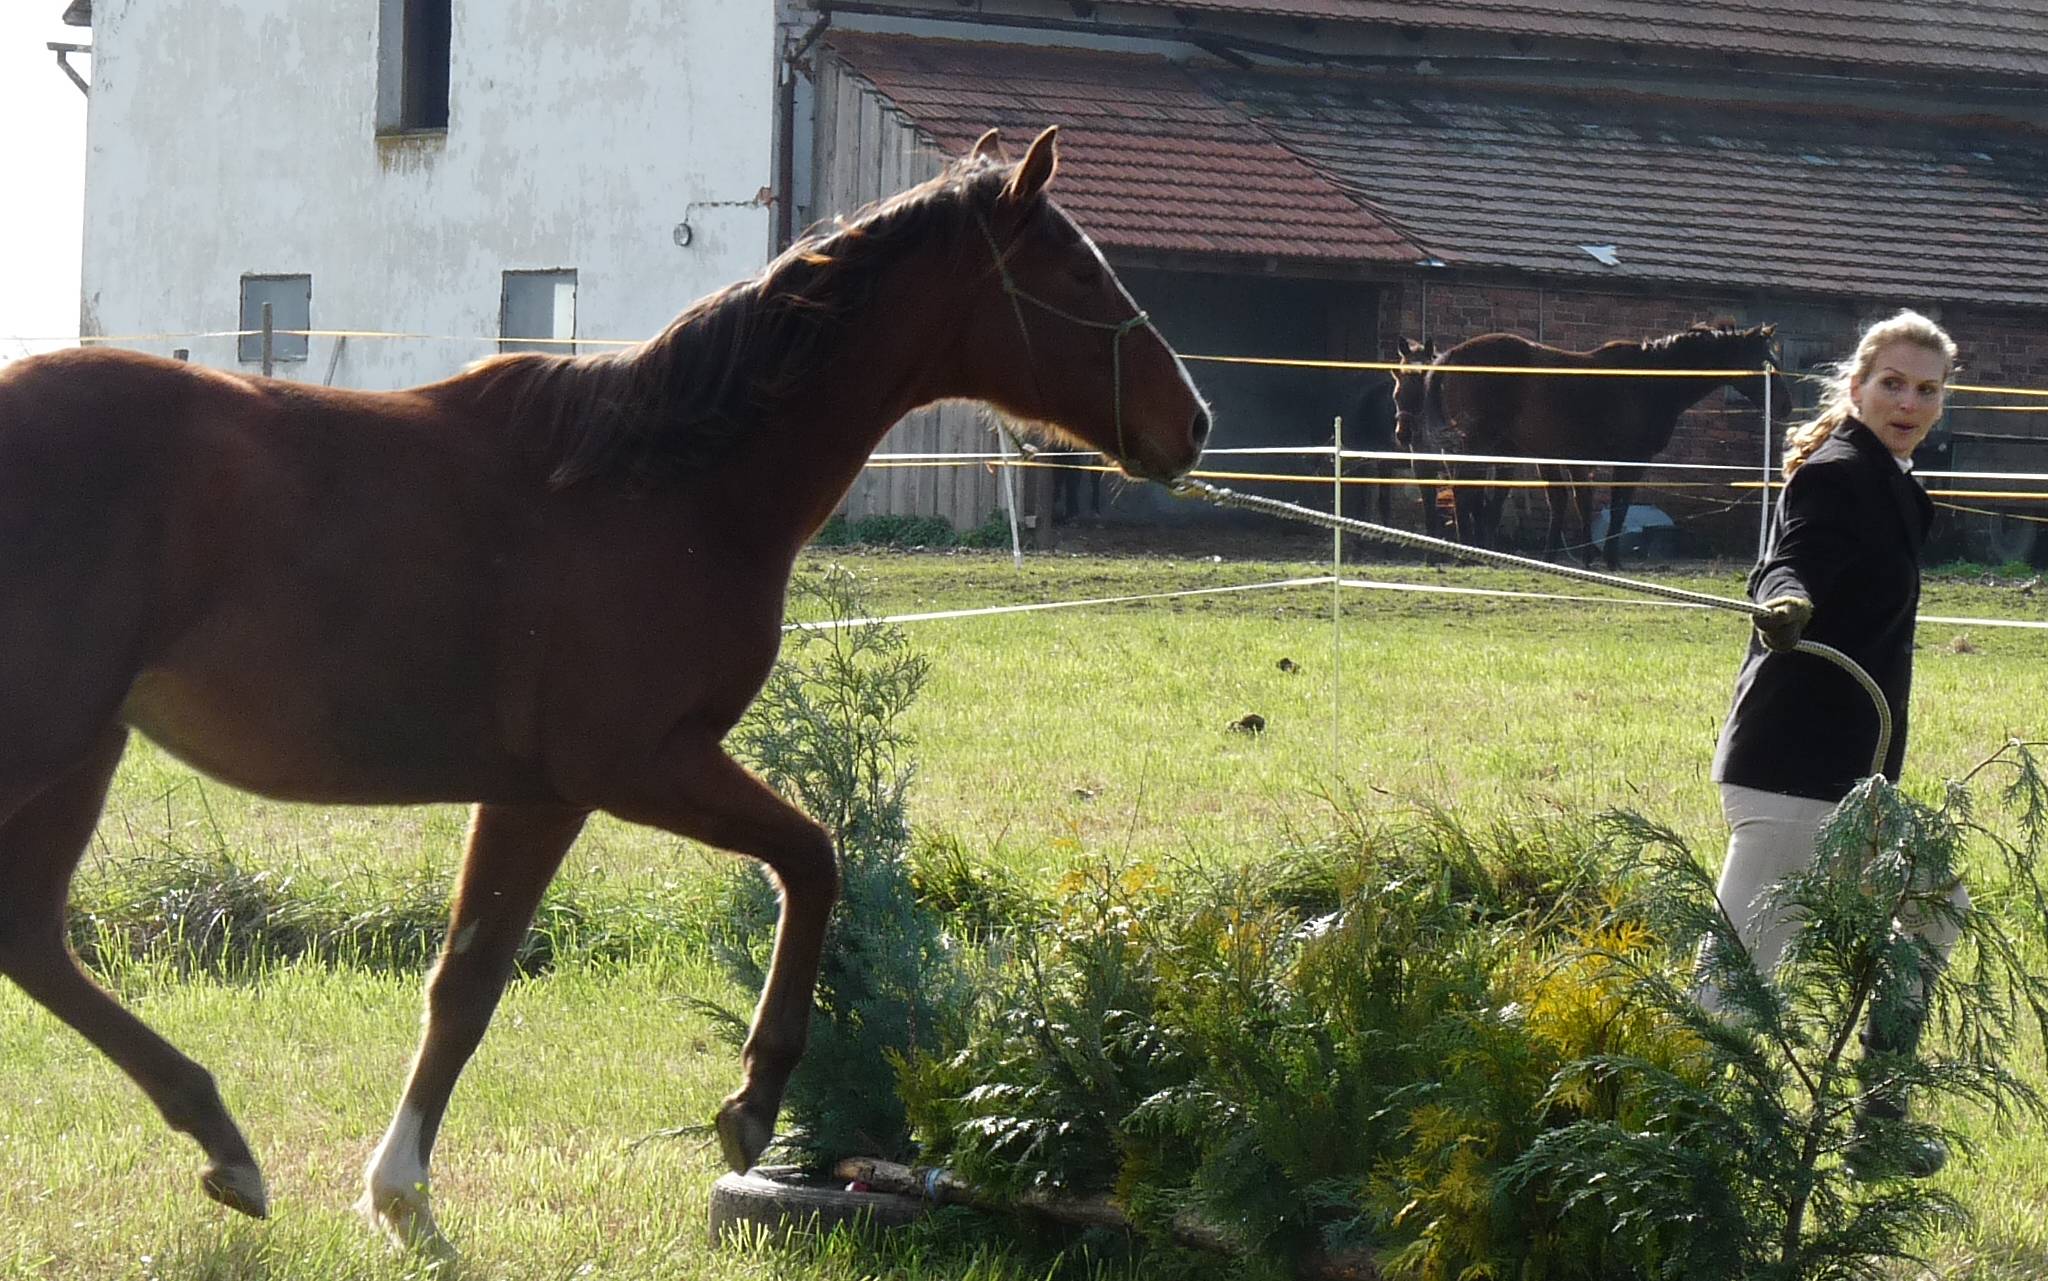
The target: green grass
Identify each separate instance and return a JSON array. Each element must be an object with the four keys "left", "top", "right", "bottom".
[{"left": 6, "top": 552, "right": 2047, "bottom": 1278}]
